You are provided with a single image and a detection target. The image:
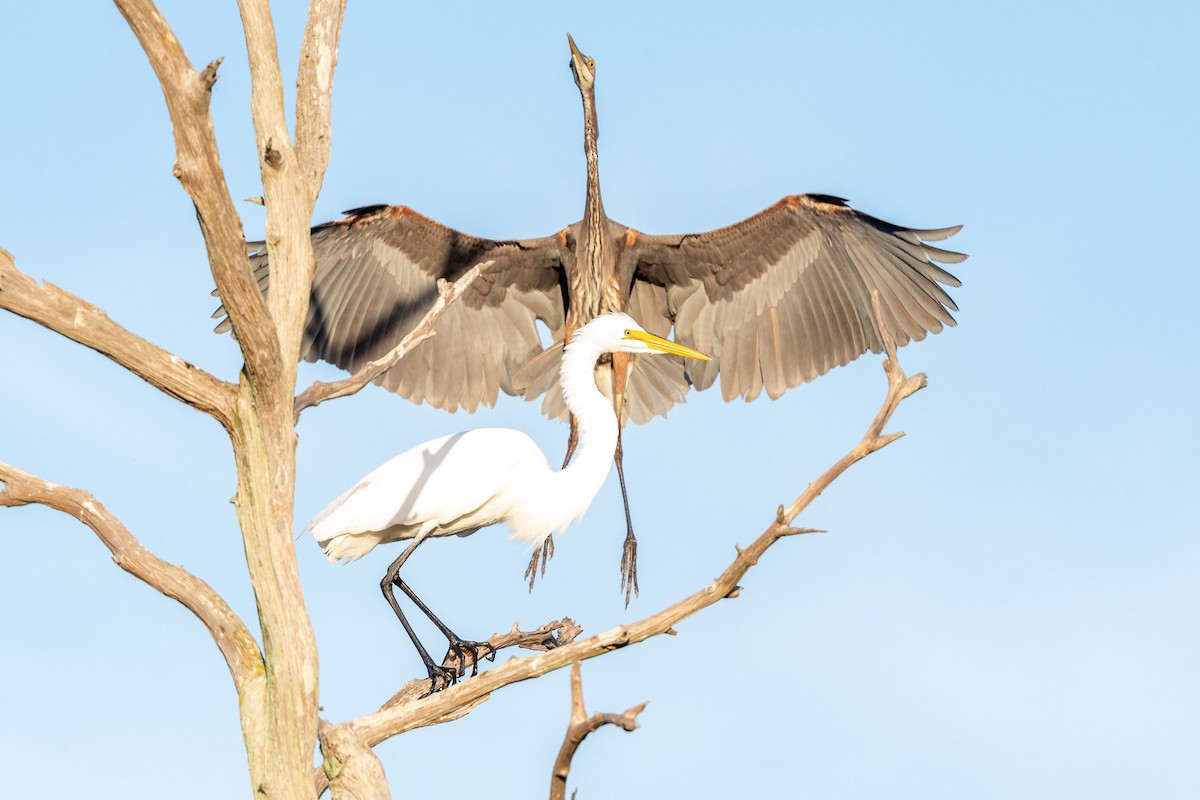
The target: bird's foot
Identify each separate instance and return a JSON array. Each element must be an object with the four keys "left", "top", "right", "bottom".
[
  {"left": 443, "top": 635, "right": 497, "bottom": 678},
  {"left": 422, "top": 661, "right": 460, "bottom": 696},
  {"left": 523, "top": 534, "right": 556, "bottom": 592},
  {"left": 620, "top": 530, "right": 639, "bottom": 608}
]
